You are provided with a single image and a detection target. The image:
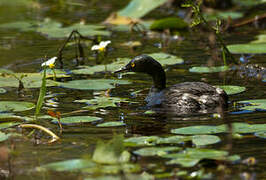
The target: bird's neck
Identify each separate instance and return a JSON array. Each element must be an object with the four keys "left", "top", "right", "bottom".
[{"left": 148, "top": 66, "right": 166, "bottom": 91}]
